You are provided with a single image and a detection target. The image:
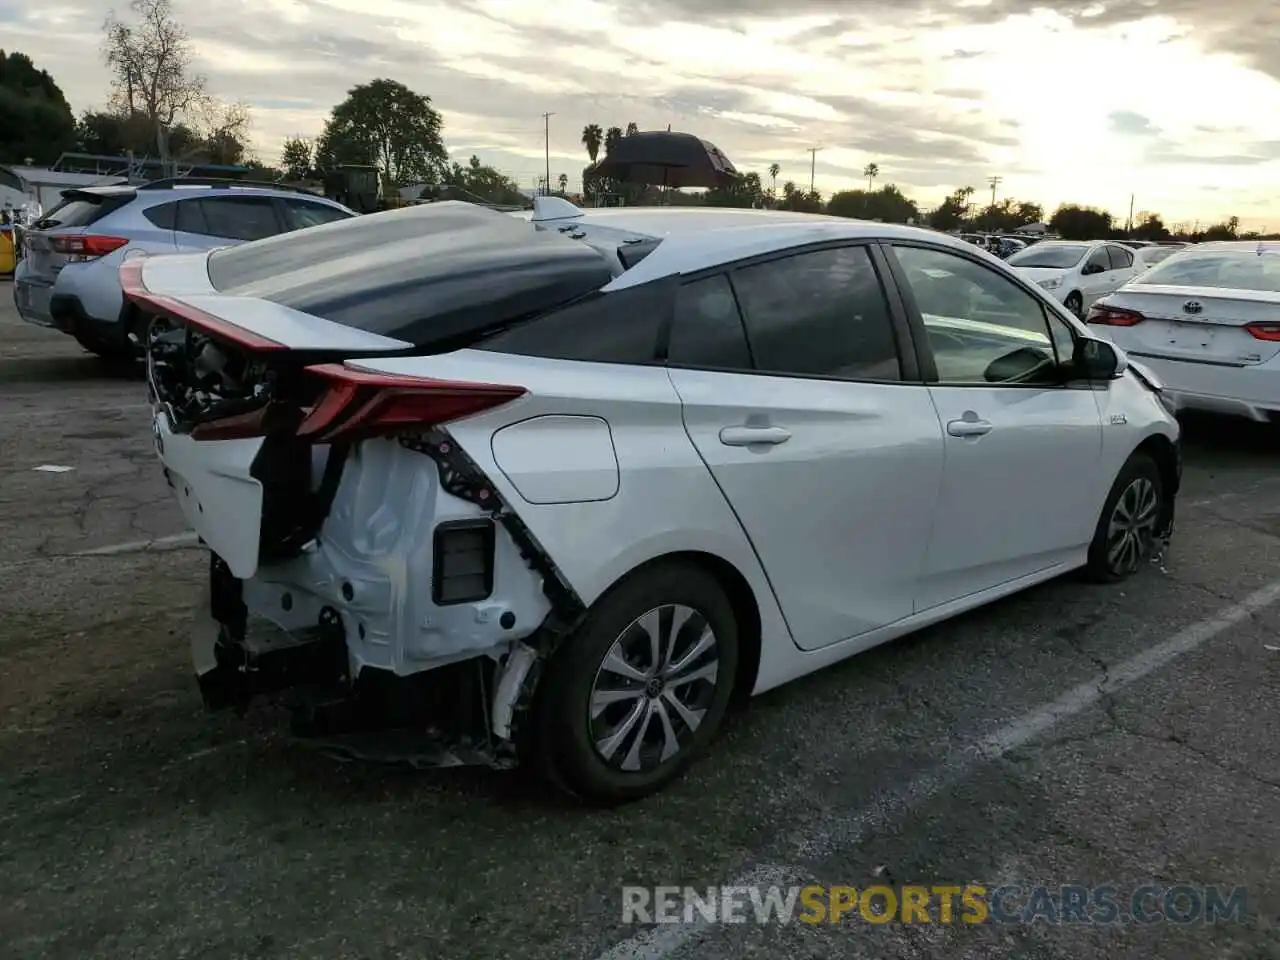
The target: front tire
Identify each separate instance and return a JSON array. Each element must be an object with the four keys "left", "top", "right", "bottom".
[
  {"left": 527, "top": 562, "right": 739, "bottom": 804},
  {"left": 1084, "top": 452, "right": 1164, "bottom": 583}
]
